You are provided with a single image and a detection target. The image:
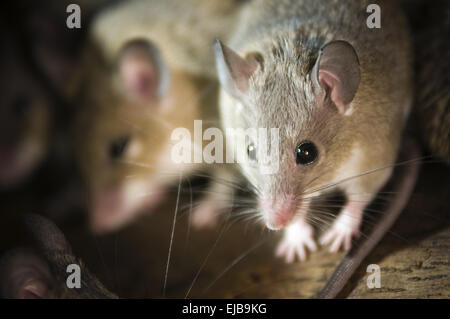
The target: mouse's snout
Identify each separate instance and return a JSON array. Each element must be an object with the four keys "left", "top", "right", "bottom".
[
  {"left": 90, "top": 187, "right": 124, "bottom": 234},
  {"left": 90, "top": 181, "right": 165, "bottom": 234},
  {"left": 260, "top": 194, "right": 298, "bottom": 230}
]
